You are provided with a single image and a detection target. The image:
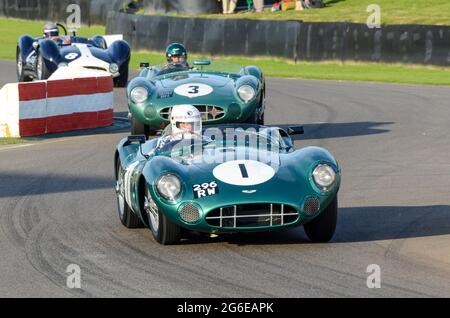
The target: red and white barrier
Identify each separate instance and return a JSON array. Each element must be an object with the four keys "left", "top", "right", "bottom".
[{"left": 0, "top": 69, "right": 113, "bottom": 138}]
